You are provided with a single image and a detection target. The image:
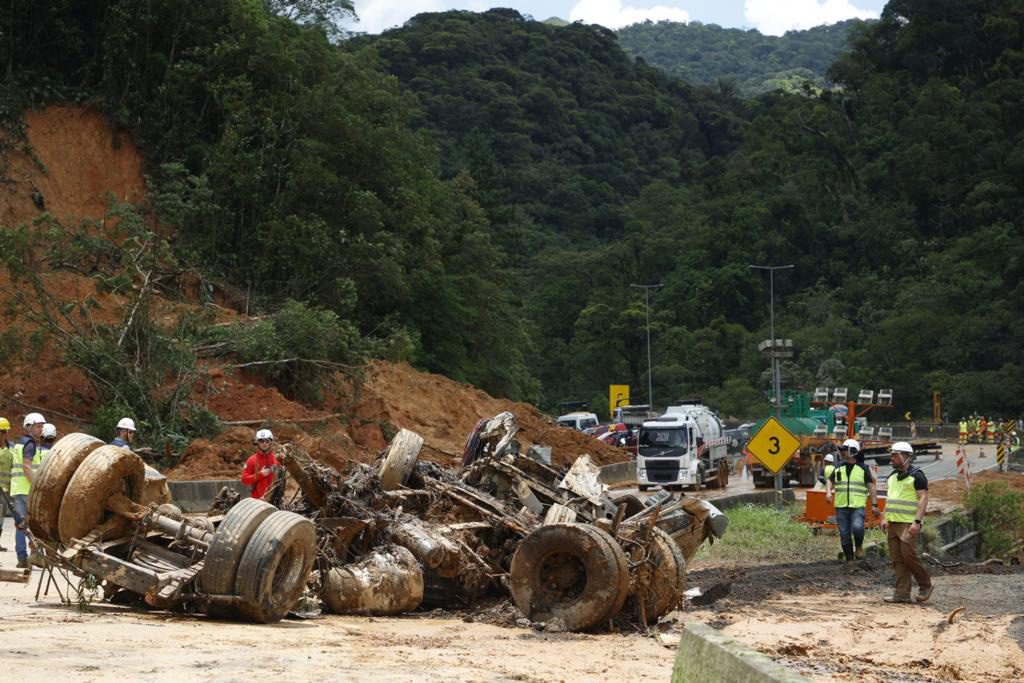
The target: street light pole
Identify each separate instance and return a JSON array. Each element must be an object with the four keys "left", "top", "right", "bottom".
[
  {"left": 630, "top": 283, "right": 663, "bottom": 411},
  {"left": 750, "top": 264, "right": 794, "bottom": 501}
]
